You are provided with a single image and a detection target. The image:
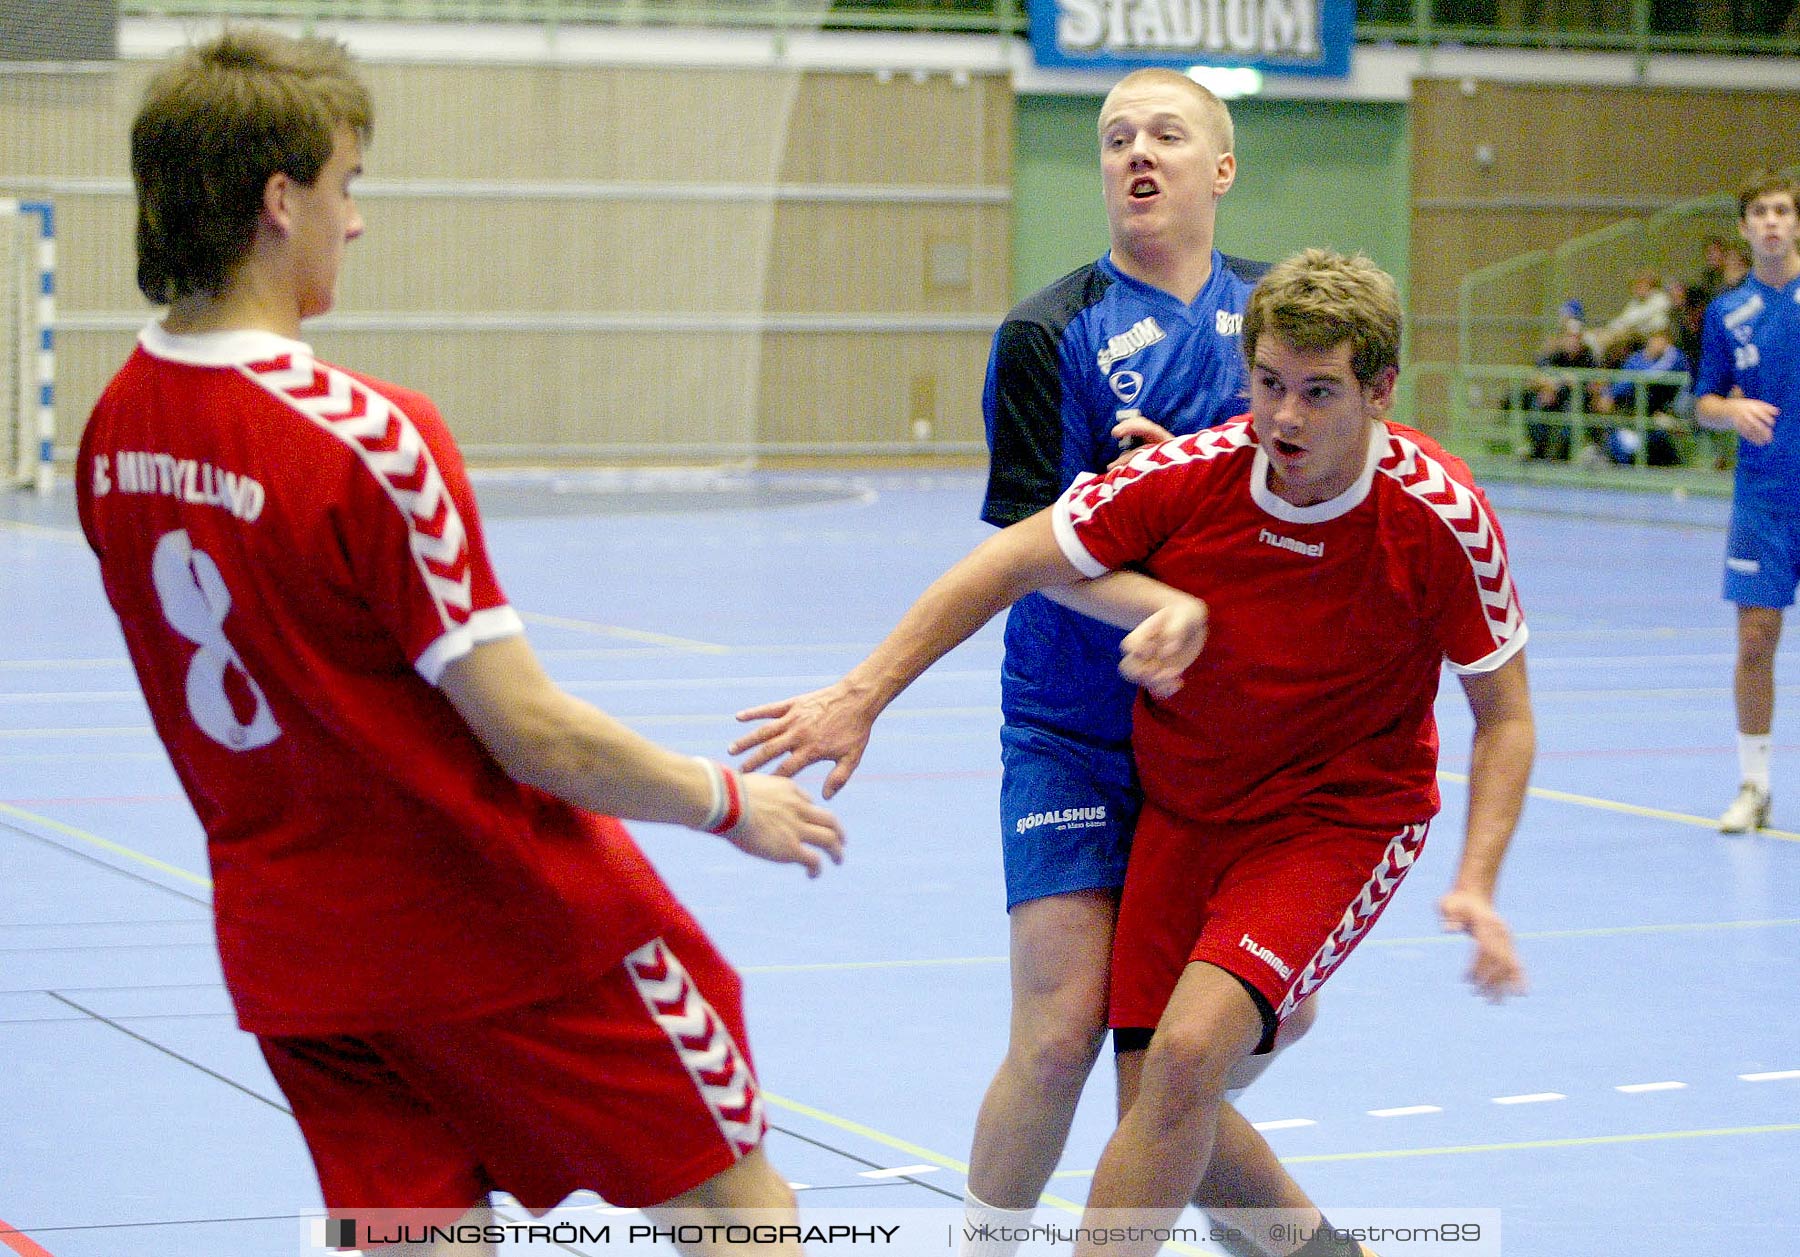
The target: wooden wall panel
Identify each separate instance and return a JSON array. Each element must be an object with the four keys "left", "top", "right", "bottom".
[
  {"left": 6, "top": 60, "right": 1010, "bottom": 463},
  {"left": 755, "top": 332, "right": 990, "bottom": 446},
  {"left": 1410, "top": 77, "right": 1800, "bottom": 372}
]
